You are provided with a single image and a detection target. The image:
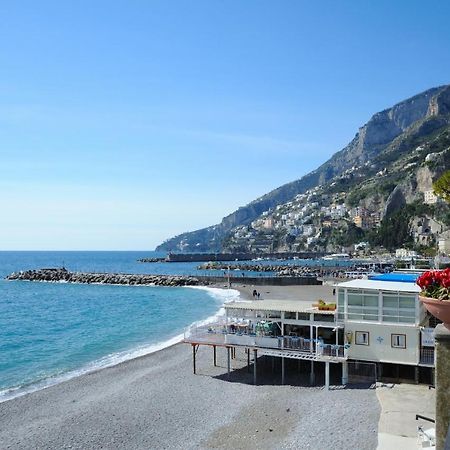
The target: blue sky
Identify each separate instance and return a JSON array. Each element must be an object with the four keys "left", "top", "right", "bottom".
[{"left": 1, "top": 1, "right": 450, "bottom": 250}]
